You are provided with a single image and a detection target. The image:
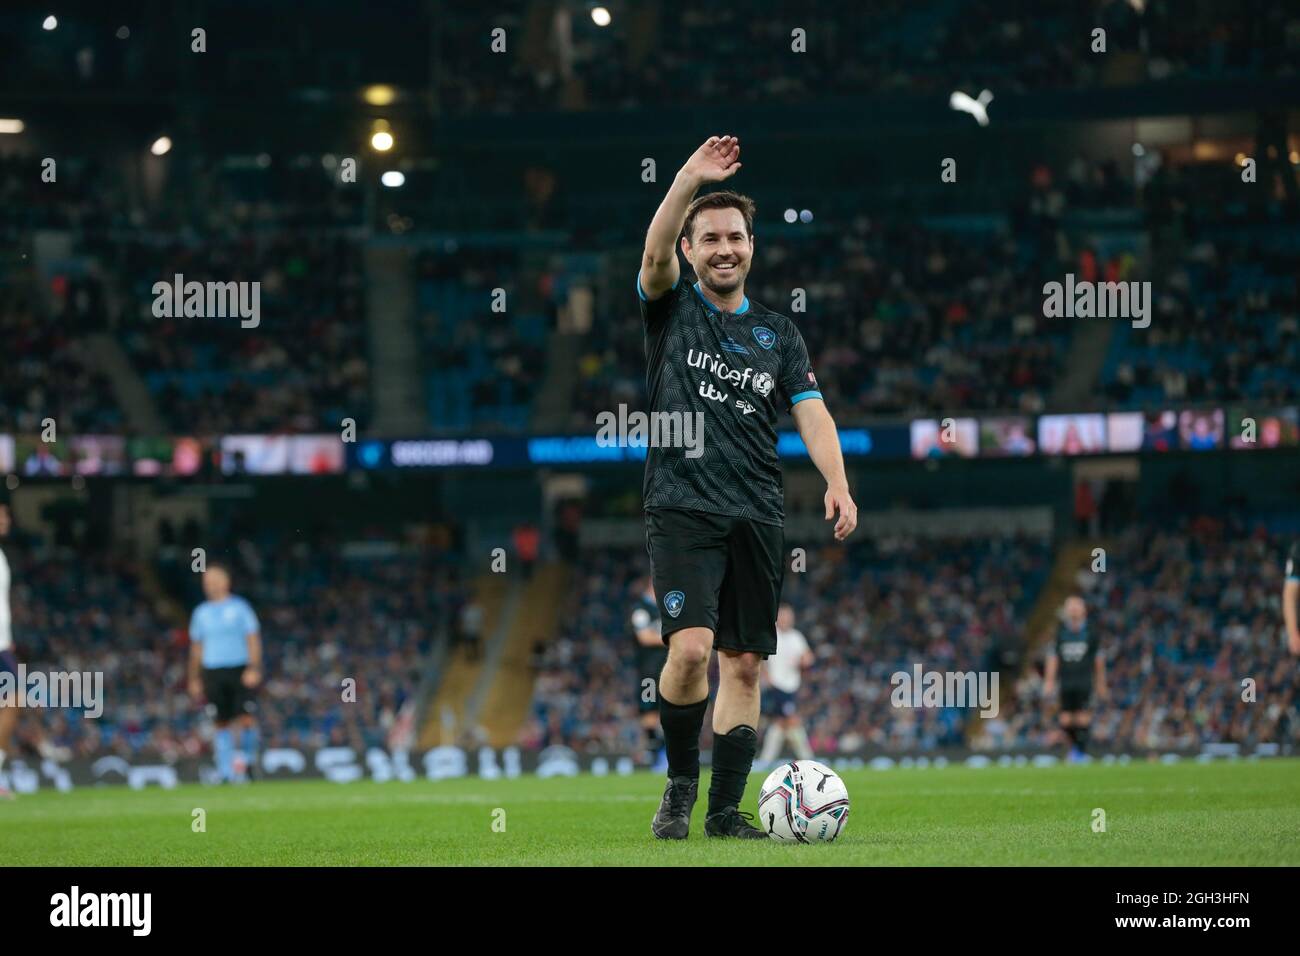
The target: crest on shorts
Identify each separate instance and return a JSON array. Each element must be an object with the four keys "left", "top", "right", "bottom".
[
  {"left": 752, "top": 326, "right": 777, "bottom": 350},
  {"left": 664, "top": 590, "right": 685, "bottom": 619}
]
